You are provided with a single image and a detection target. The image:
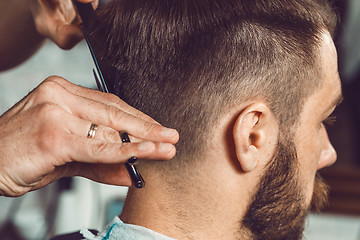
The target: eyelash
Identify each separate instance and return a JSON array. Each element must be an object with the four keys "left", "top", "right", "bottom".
[{"left": 322, "top": 114, "right": 337, "bottom": 127}]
